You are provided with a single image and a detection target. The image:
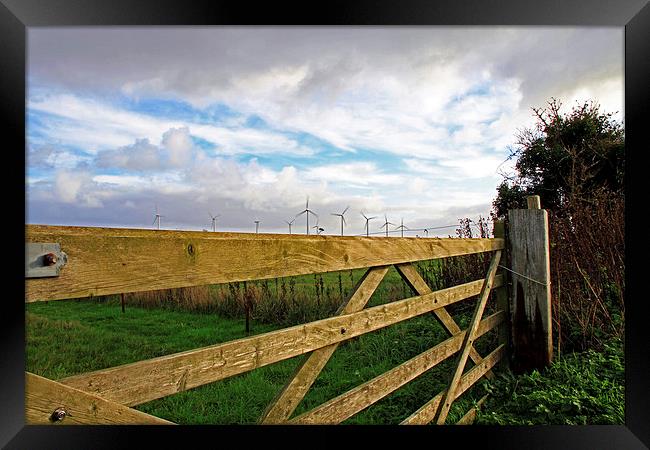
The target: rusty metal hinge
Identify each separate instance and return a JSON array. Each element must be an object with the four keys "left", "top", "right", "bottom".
[{"left": 25, "top": 243, "right": 68, "bottom": 278}]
